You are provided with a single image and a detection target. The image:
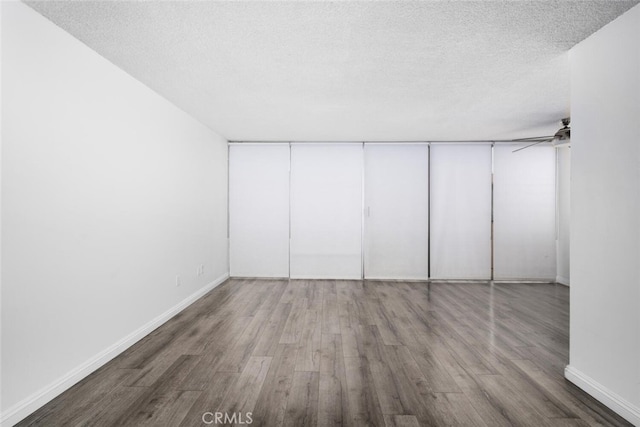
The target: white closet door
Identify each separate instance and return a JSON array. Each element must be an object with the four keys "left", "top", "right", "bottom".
[
  {"left": 229, "top": 144, "right": 290, "bottom": 277},
  {"left": 290, "top": 143, "right": 362, "bottom": 279},
  {"left": 494, "top": 145, "right": 556, "bottom": 280},
  {"left": 430, "top": 144, "right": 492, "bottom": 279},
  {"left": 364, "top": 144, "right": 429, "bottom": 280}
]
